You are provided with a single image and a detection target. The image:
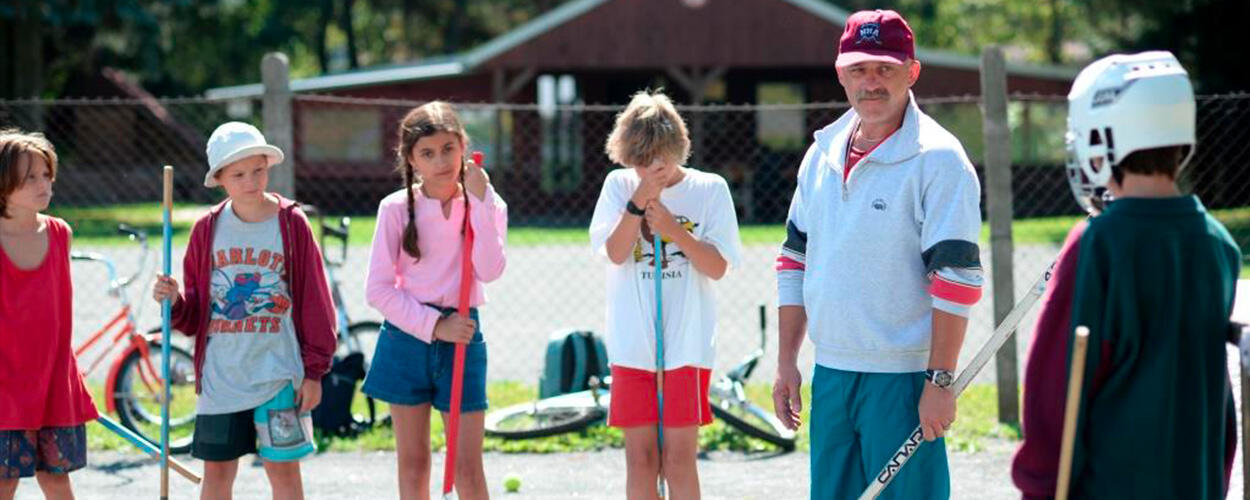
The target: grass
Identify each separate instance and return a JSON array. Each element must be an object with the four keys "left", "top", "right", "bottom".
[
  {"left": 52, "top": 203, "right": 1250, "bottom": 281},
  {"left": 54, "top": 201, "right": 1250, "bottom": 246},
  {"left": 46, "top": 202, "right": 784, "bottom": 248},
  {"left": 87, "top": 381, "right": 1016, "bottom": 455}
]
